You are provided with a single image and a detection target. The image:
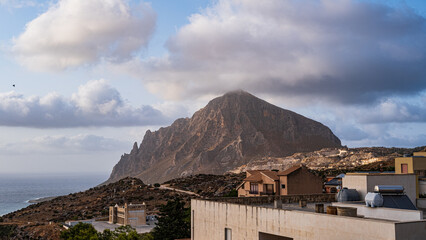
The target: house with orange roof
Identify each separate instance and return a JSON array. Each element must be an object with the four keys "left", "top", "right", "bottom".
[{"left": 237, "top": 165, "right": 323, "bottom": 197}]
